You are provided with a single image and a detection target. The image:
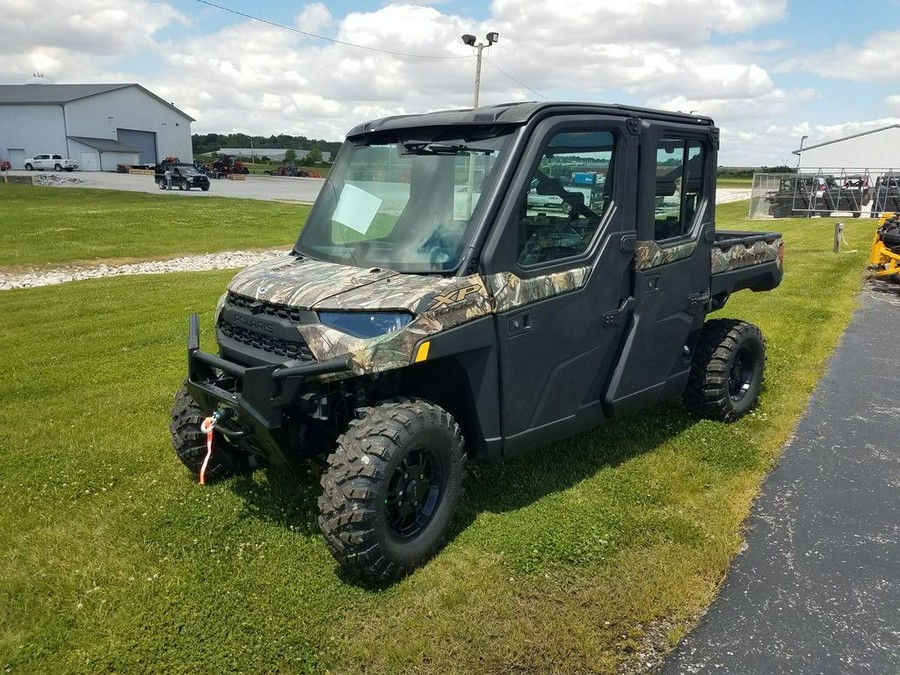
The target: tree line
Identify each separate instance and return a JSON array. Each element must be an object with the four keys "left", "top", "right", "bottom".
[{"left": 192, "top": 133, "right": 342, "bottom": 157}]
